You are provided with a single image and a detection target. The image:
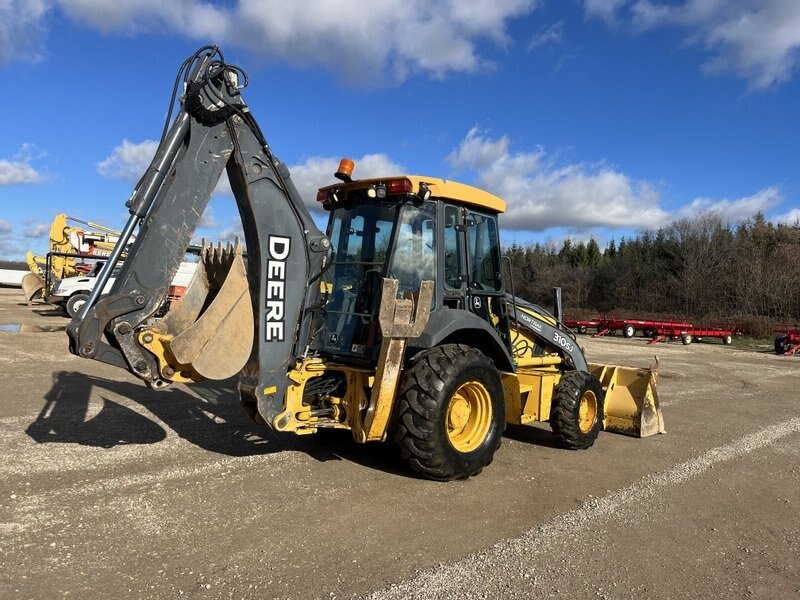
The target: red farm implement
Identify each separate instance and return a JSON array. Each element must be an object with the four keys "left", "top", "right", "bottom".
[
  {"left": 774, "top": 326, "right": 800, "bottom": 356},
  {"left": 593, "top": 318, "right": 692, "bottom": 340},
  {"left": 574, "top": 314, "right": 740, "bottom": 346},
  {"left": 647, "top": 323, "right": 739, "bottom": 346},
  {"left": 564, "top": 317, "right": 601, "bottom": 335}
]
